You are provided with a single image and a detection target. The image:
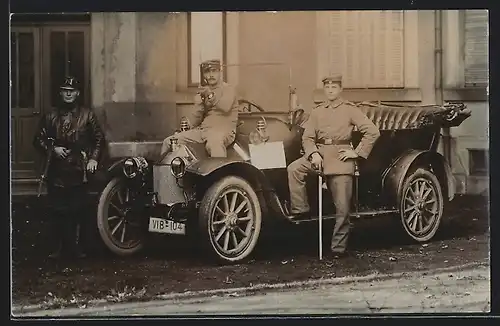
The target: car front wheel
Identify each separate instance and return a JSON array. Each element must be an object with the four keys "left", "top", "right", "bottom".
[
  {"left": 399, "top": 168, "right": 444, "bottom": 242},
  {"left": 198, "top": 176, "right": 262, "bottom": 264},
  {"left": 97, "top": 177, "right": 145, "bottom": 256}
]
